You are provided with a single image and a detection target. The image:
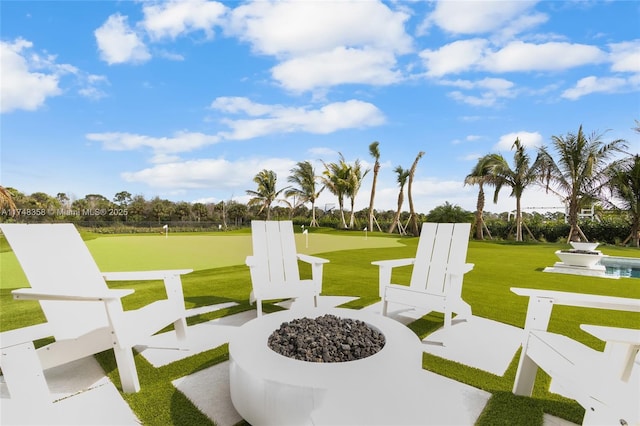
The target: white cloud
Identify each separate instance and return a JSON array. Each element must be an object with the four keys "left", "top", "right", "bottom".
[
  {"left": 210, "top": 97, "right": 385, "bottom": 140},
  {"left": 226, "top": 0, "right": 412, "bottom": 56},
  {"left": 225, "top": 0, "right": 411, "bottom": 92},
  {"left": 88, "top": 97, "right": 384, "bottom": 164},
  {"left": 608, "top": 40, "right": 640, "bottom": 73},
  {"left": 561, "top": 75, "right": 635, "bottom": 100},
  {"left": 1, "top": 38, "right": 107, "bottom": 113},
  {"left": 0, "top": 38, "right": 61, "bottom": 113},
  {"left": 122, "top": 157, "right": 296, "bottom": 190},
  {"left": 442, "top": 77, "right": 516, "bottom": 106},
  {"left": 141, "top": 0, "right": 227, "bottom": 40},
  {"left": 86, "top": 131, "right": 221, "bottom": 162},
  {"left": 494, "top": 131, "right": 544, "bottom": 151},
  {"left": 272, "top": 47, "right": 402, "bottom": 92},
  {"left": 484, "top": 41, "right": 605, "bottom": 72},
  {"left": 95, "top": 14, "right": 151, "bottom": 65},
  {"left": 422, "top": 40, "right": 605, "bottom": 76},
  {"left": 448, "top": 91, "right": 498, "bottom": 107},
  {"left": 420, "top": 39, "right": 488, "bottom": 77},
  {"left": 422, "top": 1, "right": 542, "bottom": 36},
  {"left": 210, "top": 96, "right": 275, "bottom": 116}
]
